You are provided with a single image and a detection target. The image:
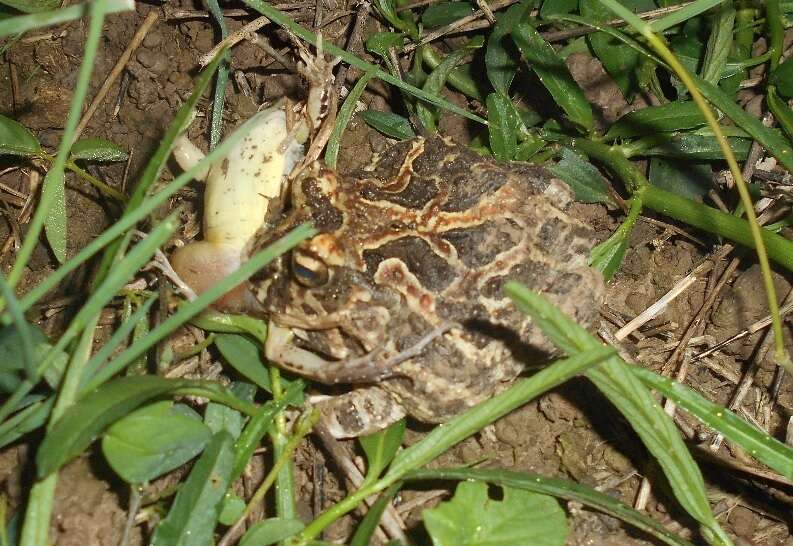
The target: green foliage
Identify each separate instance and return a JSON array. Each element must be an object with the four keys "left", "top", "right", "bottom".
[
  {"left": 101, "top": 401, "right": 212, "bottom": 484},
  {"left": 361, "top": 110, "right": 416, "bottom": 140},
  {"left": 0, "top": 114, "right": 41, "bottom": 156},
  {"left": 69, "top": 137, "right": 128, "bottom": 162},
  {"left": 359, "top": 419, "right": 406, "bottom": 485},
  {"left": 422, "top": 2, "right": 473, "bottom": 27},
  {"left": 548, "top": 148, "right": 614, "bottom": 204},
  {"left": 151, "top": 431, "right": 235, "bottom": 546},
  {"left": 423, "top": 481, "right": 568, "bottom": 546},
  {"left": 238, "top": 518, "right": 305, "bottom": 546}
]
